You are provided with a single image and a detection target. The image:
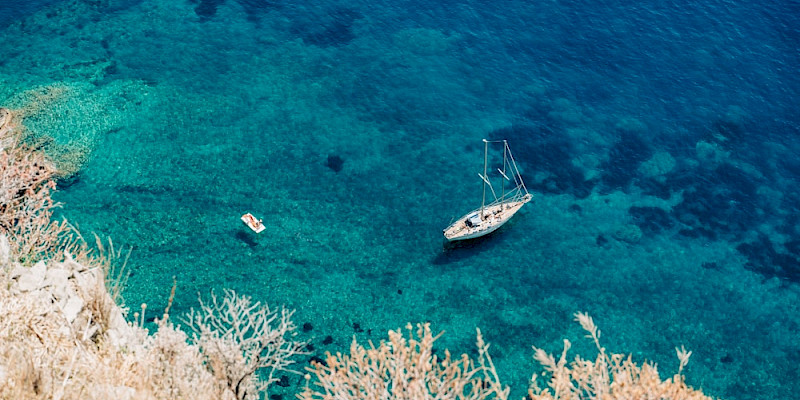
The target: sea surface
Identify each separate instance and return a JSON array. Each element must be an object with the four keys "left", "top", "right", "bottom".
[{"left": 2, "top": 0, "right": 799, "bottom": 399}]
